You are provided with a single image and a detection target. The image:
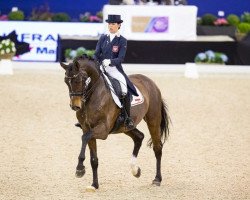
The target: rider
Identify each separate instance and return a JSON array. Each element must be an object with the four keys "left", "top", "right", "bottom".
[{"left": 94, "top": 14, "right": 138, "bottom": 129}]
